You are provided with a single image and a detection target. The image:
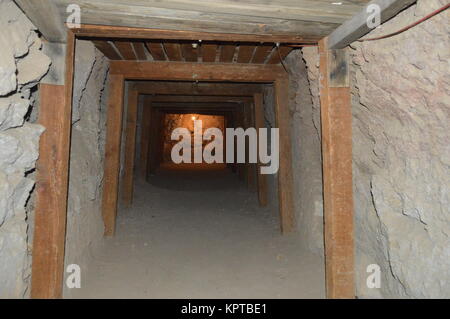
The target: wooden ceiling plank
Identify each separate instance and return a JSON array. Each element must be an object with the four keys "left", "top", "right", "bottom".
[
  {"left": 201, "top": 43, "right": 217, "bottom": 62},
  {"left": 219, "top": 44, "right": 236, "bottom": 63},
  {"left": 237, "top": 45, "right": 256, "bottom": 63},
  {"left": 181, "top": 43, "right": 199, "bottom": 62},
  {"left": 132, "top": 42, "right": 148, "bottom": 60},
  {"left": 92, "top": 41, "right": 122, "bottom": 60},
  {"left": 267, "top": 46, "right": 294, "bottom": 64},
  {"left": 163, "top": 42, "right": 184, "bottom": 61},
  {"left": 251, "top": 44, "right": 274, "bottom": 64},
  {"left": 114, "top": 41, "right": 137, "bottom": 60},
  {"left": 145, "top": 42, "right": 167, "bottom": 61}
]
